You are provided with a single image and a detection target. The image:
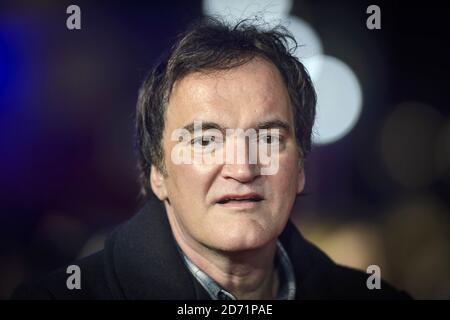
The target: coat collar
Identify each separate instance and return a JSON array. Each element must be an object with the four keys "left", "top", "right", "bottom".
[{"left": 103, "top": 196, "right": 333, "bottom": 299}]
